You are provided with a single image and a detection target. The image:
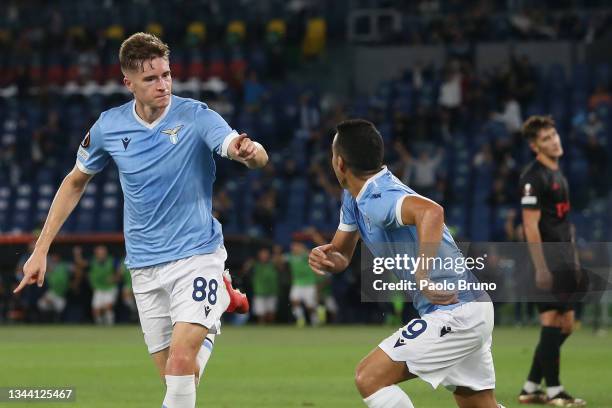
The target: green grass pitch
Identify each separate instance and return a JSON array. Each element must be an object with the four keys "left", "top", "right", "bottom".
[{"left": 0, "top": 325, "right": 610, "bottom": 407}]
